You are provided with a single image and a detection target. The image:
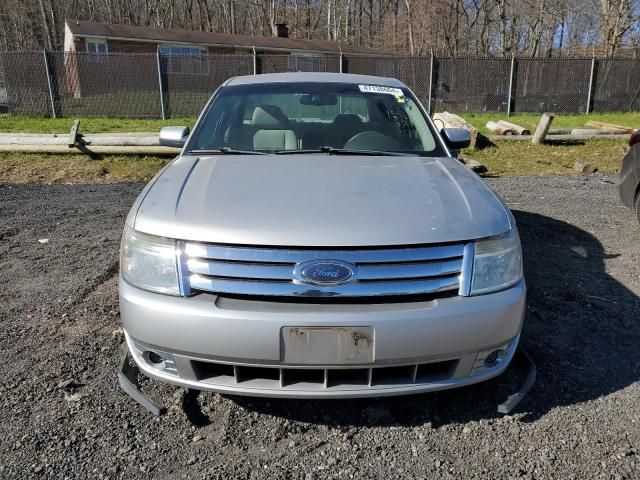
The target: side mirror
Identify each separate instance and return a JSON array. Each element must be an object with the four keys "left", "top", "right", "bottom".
[
  {"left": 442, "top": 128, "right": 471, "bottom": 150},
  {"left": 159, "top": 126, "right": 190, "bottom": 148}
]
